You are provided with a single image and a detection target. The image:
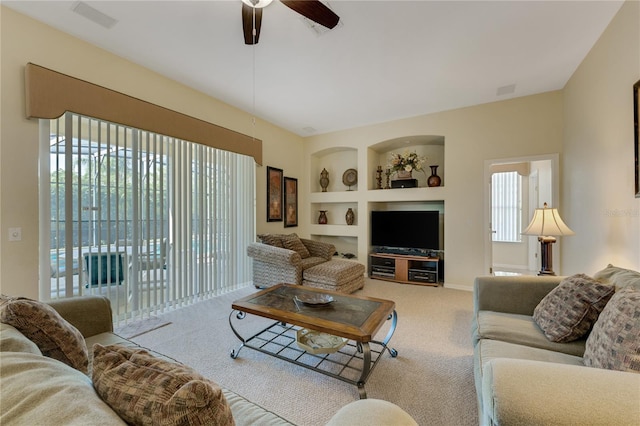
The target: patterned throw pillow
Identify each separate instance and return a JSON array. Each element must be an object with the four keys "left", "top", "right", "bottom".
[
  {"left": 92, "top": 344, "right": 235, "bottom": 426},
  {"left": 583, "top": 287, "right": 640, "bottom": 372},
  {"left": 257, "top": 234, "right": 284, "bottom": 248},
  {"left": 0, "top": 295, "right": 88, "bottom": 373},
  {"left": 281, "top": 233, "right": 310, "bottom": 259},
  {"left": 532, "top": 274, "right": 615, "bottom": 343}
]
